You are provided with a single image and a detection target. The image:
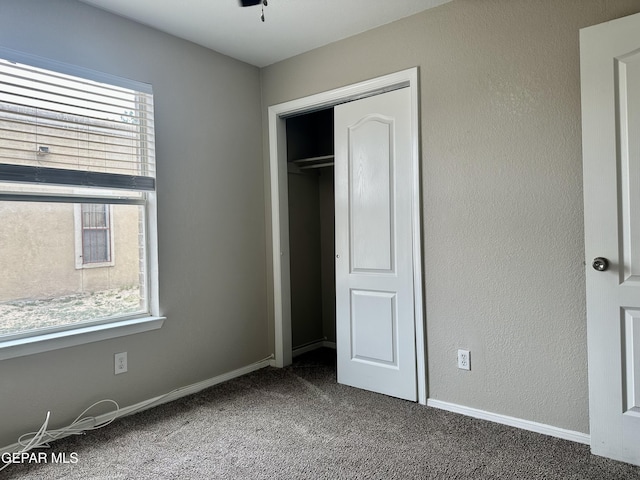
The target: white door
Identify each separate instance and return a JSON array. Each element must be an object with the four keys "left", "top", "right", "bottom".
[
  {"left": 581, "top": 12, "right": 640, "bottom": 466},
  {"left": 334, "top": 87, "right": 417, "bottom": 401}
]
